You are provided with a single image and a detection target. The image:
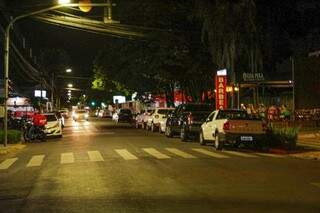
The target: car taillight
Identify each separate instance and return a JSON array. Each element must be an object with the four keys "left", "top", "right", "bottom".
[
  {"left": 223, "top": 121, "right": 230, "bottom": 131},
  {"left": 187, "top": 113, "right": 193, "bottom": 125},
  {"left": 262, "top": 122, "right": 267, "bottom": 131}
]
